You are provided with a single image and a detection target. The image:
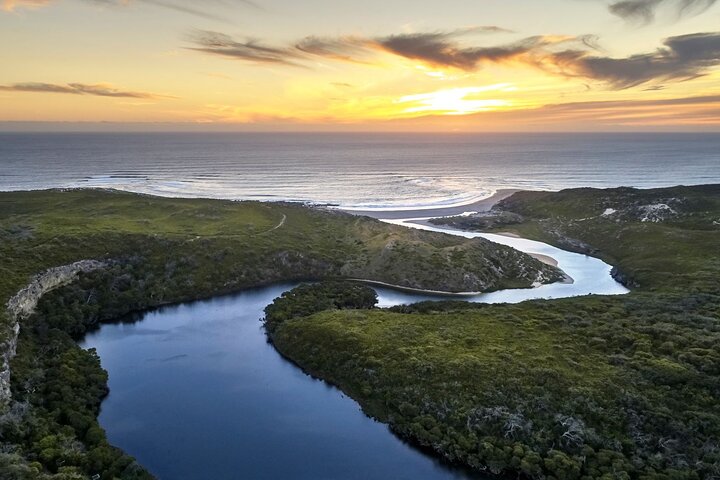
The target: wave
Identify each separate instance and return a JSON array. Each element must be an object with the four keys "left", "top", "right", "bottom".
[{"left": 334, "top": 190, "right": 495, "bottom": 211}]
